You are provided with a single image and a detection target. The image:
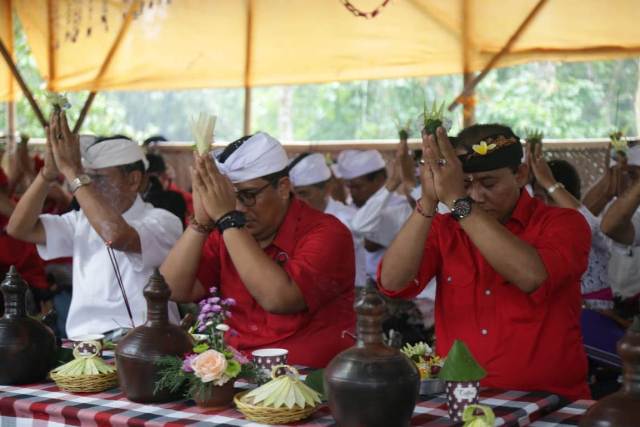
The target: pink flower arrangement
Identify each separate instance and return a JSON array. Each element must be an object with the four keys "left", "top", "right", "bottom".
[{"left": 155, "top": 286, "right": 259, "bottom": 399}]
